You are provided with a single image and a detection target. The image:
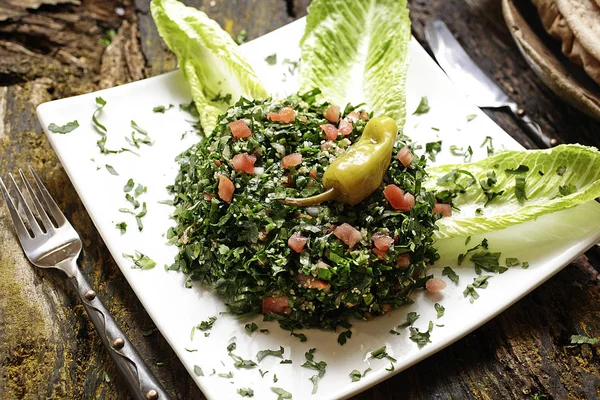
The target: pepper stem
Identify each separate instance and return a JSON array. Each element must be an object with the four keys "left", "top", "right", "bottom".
[{"left": 279, "top": 188, "right": 337, "bottom": 207}]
